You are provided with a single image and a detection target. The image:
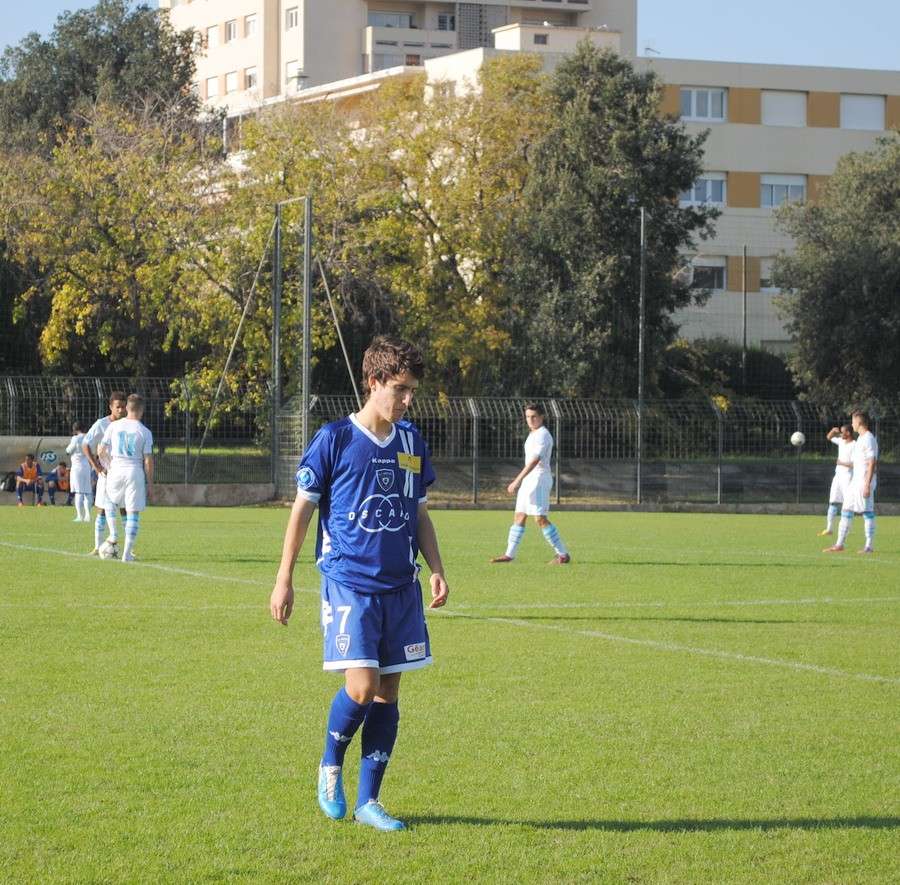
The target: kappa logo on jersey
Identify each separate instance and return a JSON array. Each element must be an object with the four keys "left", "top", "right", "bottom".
[
  {"left": 40, "top": 451, "right": 58, "bottom": 464},
  {"left": 376, "top": 469, "right": 394, "bottom": 492},
  {"left": 335, "top": 633, "right": 351, "bottom": 656},
  {"left": 349, "top": 494, "right": 410, "bottom": 533},
  {"left": 296, "top": 466, "right": 318, "bottom": 490},
  {"left": 404, "top": 642, "right": 426, "bottom": 661}
]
